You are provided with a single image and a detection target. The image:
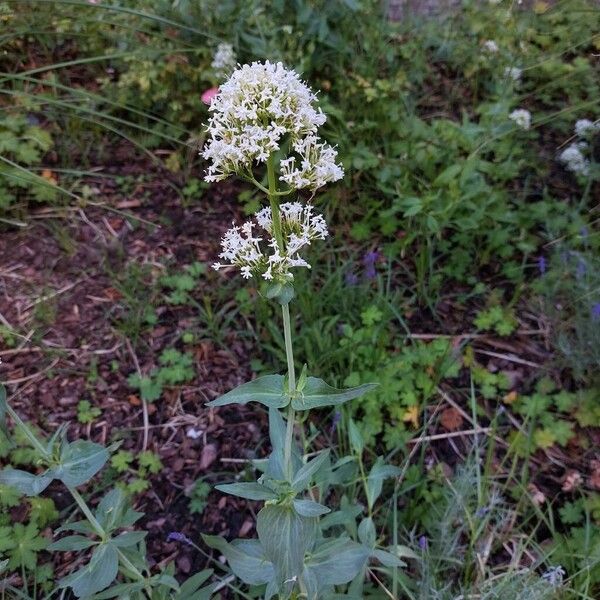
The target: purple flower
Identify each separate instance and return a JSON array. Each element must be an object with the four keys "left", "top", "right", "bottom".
[
  {"left": 362, "top": 251, "right": 379, "bottom": 280},
  {"left": 475, "top": 505, "right": 490, "bottom": 518},
  {"left": 580, "top": 227, "right": 589, "bottom": 240},
  {"left": 576, "top": 259, "right": 586, "bottom": 280},
  {"left": 418, "top": 535, "right": 428, "bottom": 550},
  {"left": 329, "top": 411, "right": 341, "bottom": 436},
  {"left": 167, "top": 532, "right": 194, "bottom": 546},
  {"left": 537, "top": 256, "right": 546, "bottom": 275},
  {"left": 345, "top": 271, "right": 359, "bottom": 286},
  {"left": 591, "top": 303, "right": 600, "bottom": 322}
]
